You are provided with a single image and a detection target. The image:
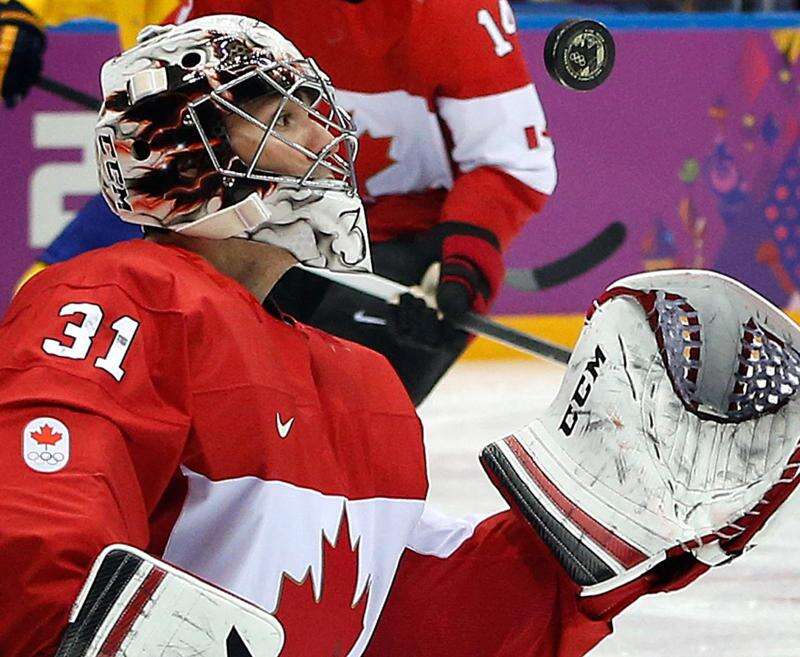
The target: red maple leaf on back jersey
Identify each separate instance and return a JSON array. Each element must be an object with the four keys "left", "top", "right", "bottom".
[
  {"left": 31, "top": 425, "right": 63, "bottom": 446},
  {"left": 355, "top": 131, "right": 395, "bottom": 197},
  {"left": 273, "top": 511, "right": 370, "bottom": 657}
]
